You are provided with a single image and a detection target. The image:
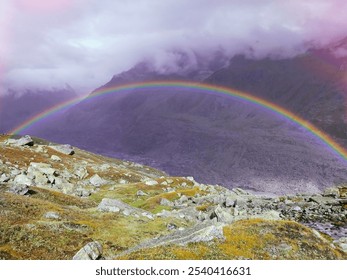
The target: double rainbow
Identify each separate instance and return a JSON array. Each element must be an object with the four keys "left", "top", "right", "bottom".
[{"left": 8, "top": 80, "right": 347, "bottom": 161}]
